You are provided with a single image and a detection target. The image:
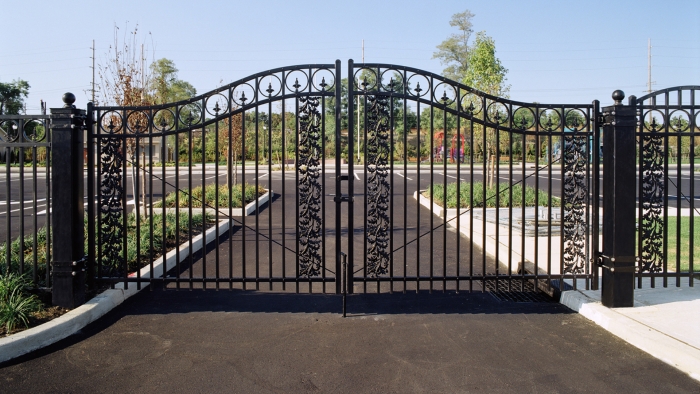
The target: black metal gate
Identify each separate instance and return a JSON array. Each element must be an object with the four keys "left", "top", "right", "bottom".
[
  {"left": 85, "top": 60, "right": 600, "bottom": 294},
  {"left": 634, "top": 86, "right": 700, "bottom": 288},
  {"left": 345, "top": 62, "right": 599, "bottom": 294}
]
